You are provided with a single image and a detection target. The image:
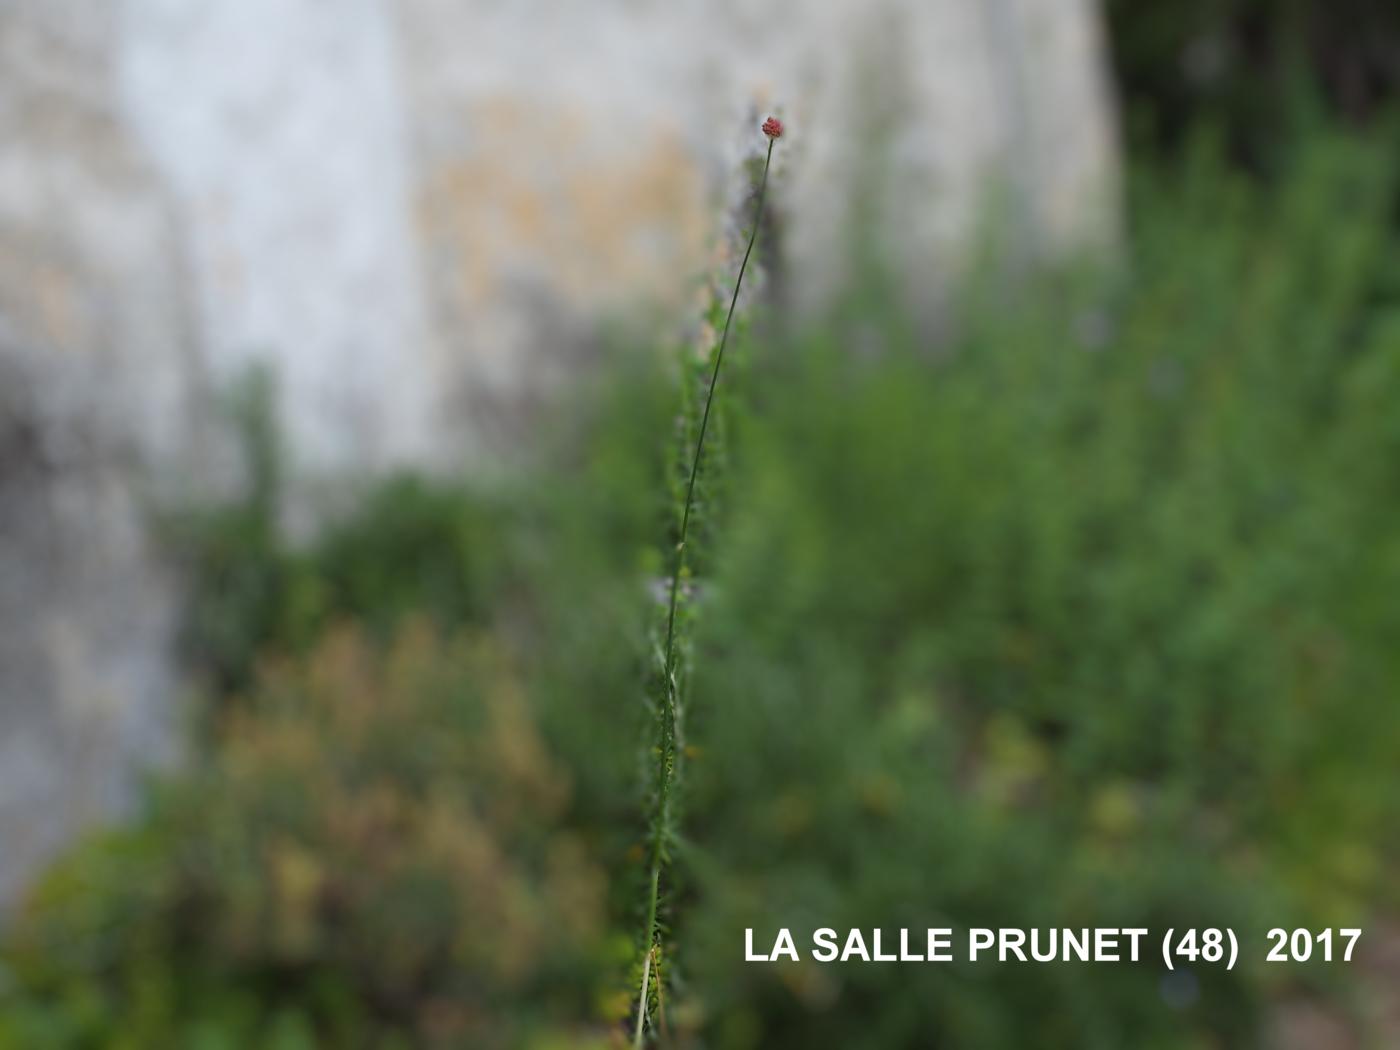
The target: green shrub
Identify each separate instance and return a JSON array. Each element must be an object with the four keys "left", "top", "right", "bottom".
[
  {"left": 0, "top": 627, "right": 616, "bottom": 1049},
  {"left": 674, "top": 128, "right": 1400, "bottom": 1047},
  {"left": 168, "top": 373, "right": 516, "bottom": 696},
  {"left": 6, "top": 125, "right": 1400, "bottom": 1049}
]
